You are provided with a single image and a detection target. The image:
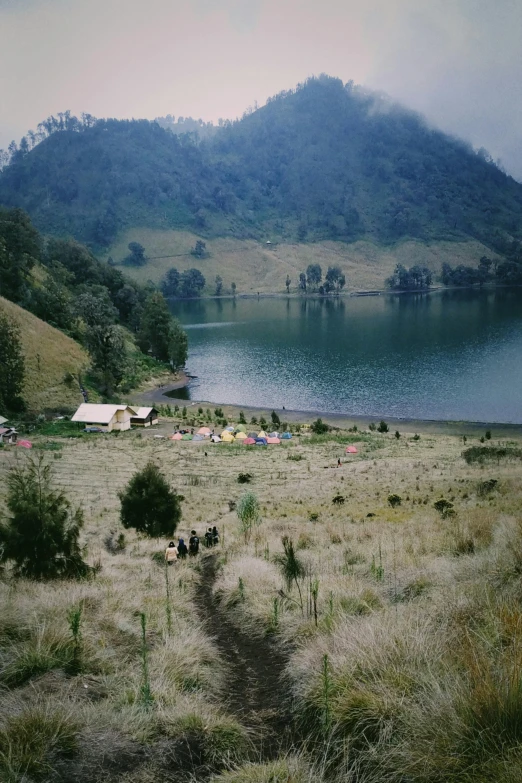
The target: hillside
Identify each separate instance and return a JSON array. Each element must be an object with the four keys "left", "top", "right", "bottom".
[
  {"left": 1, "top": 414, "right": 522, "bottom": 781},
  {"left": 108, "top": 227, "right": 498, "bottom": 293},
  {"left": 0, "top": 296, "right": 88, "bottom": 410},
  {"left": 1, "top": 76, "right": 522, "bottom": 265}
]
